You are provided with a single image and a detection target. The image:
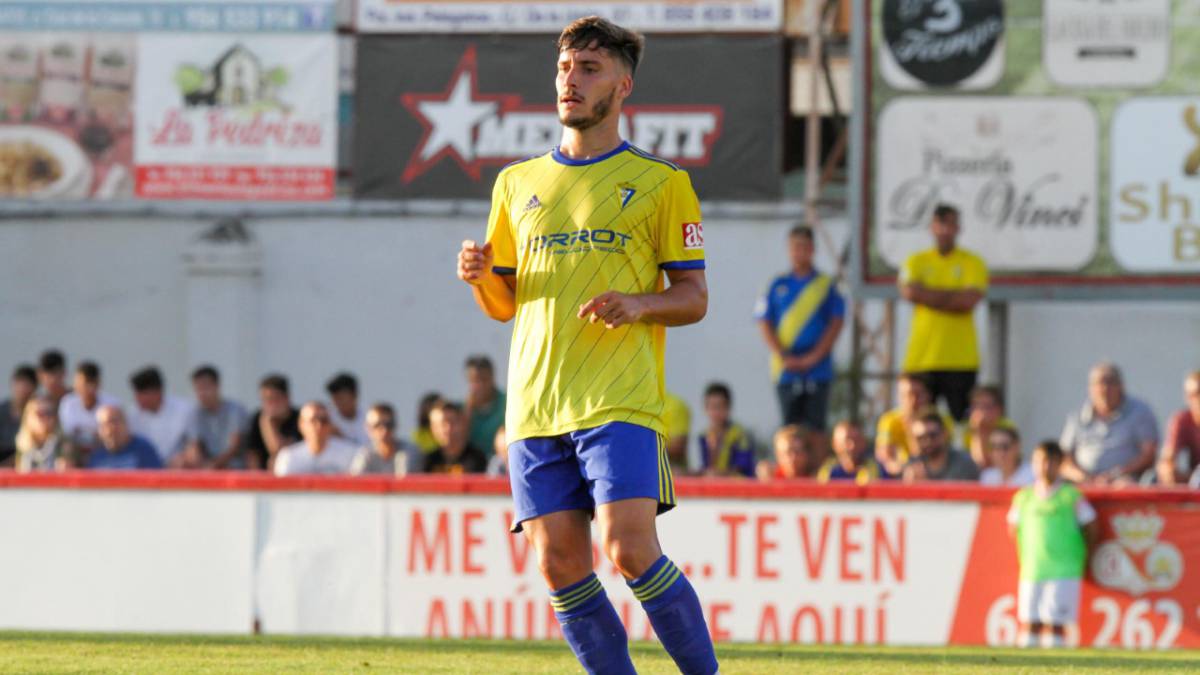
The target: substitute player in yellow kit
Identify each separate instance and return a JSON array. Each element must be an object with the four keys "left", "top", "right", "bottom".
[{"left": 456, "top": 16, "right": 718, "bottom": 675}]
